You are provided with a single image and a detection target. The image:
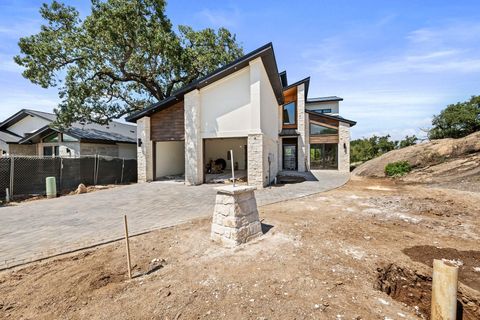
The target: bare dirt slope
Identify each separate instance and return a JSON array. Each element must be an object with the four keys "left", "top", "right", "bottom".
[
  {"left": 1, "top": 178, "right": 479, "bottom": 320},
  {"left": 353, "top": 132, "right": 480, "bottom": 190}
]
